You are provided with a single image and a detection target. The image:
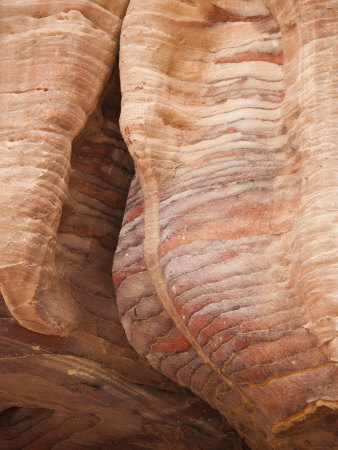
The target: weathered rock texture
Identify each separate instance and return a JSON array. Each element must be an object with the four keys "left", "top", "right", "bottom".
[
  {"left": 0, "top": 1, "right": 248, "bottom": 448},
  {"left": 0, "top": 0, "right": 337, "bottom": 448},
  {"left": 114, "top": 0, "right": 338, "bottom": 448},
  {"left": 0, "top": 0, "right": 129, "bottom": 335},
  {"left": 1, "top": 296, "right": 247, "bottom": 450}
]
